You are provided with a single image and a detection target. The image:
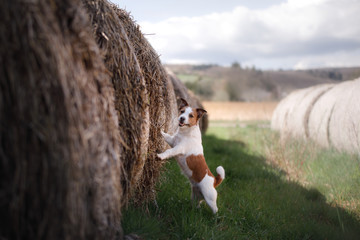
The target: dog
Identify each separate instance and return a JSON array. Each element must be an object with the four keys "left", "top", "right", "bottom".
[{"left": 157, "top": 98, "right": 225, "bottom": 213}]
